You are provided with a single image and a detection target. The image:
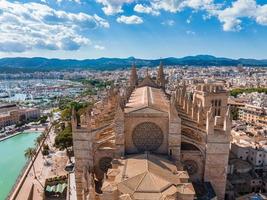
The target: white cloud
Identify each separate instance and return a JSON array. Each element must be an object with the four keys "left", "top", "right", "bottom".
[
  {"left": 94, "top": 45, "right": 106, "bottom": 50},
  {"left": 56, "top": 0, "right": 81, "bottom": 4},
  {"left": 150, "top": 0, "right": 216, "bottom": 13},
  {"left": 213, "top": 0, "right": 267, "bottom": 31},
  {"left": 256, "top": 5, "right": 267, "bottom": 25},
  {"left": 145, "top": 0, "right": 267, "bottom": 32},
  {"left": 161, "top": 19, "right": 175, "bottom": 26},
  {"left": 117, "top": 15, "right": 143, "bottom": 24},
  {"left": 94, "top": 0, "right": 267, "bottom": 31},
  {"left": 0, "top": 0, "right": 109, "bottom": 52},
  {"left": 134, "top": 4, "right": 160, "bottom": 16},
  {"left": 182, "top": 0, "right": 215, "bottom": 10},
  {"left": 96, "top": 0, "right": 134, "bottom": 15},
  {"left": 93, "top": 14, "right": 110, "bottom": 28}
]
